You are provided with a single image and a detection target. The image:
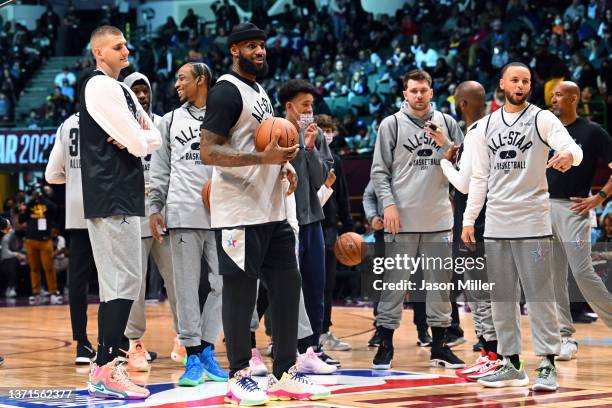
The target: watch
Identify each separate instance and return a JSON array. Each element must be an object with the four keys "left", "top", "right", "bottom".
[{"left": 598, "top": 190, "right": 608, "bottom": 199}]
